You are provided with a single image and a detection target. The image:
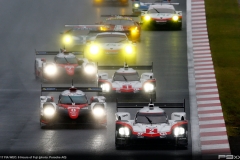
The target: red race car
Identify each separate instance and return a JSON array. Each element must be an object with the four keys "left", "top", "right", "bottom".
[{"left": 40, "top": 84, "right": 107, "bottom": 128}]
